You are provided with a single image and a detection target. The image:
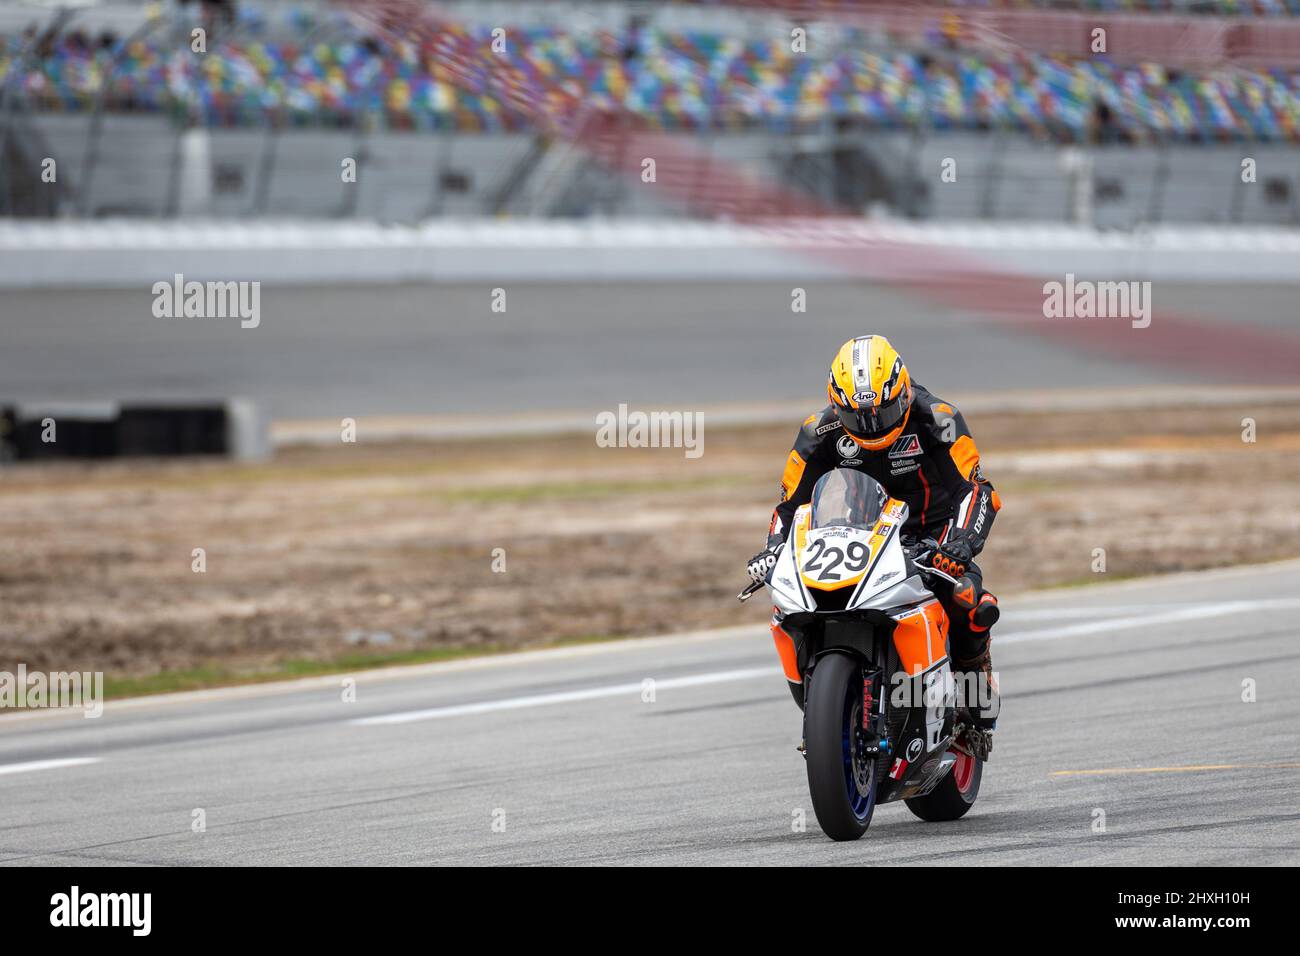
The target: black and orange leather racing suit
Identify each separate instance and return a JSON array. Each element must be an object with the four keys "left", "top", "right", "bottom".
[{"left": 765, "top": 382, "right": 1001, "bottom": 667}]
